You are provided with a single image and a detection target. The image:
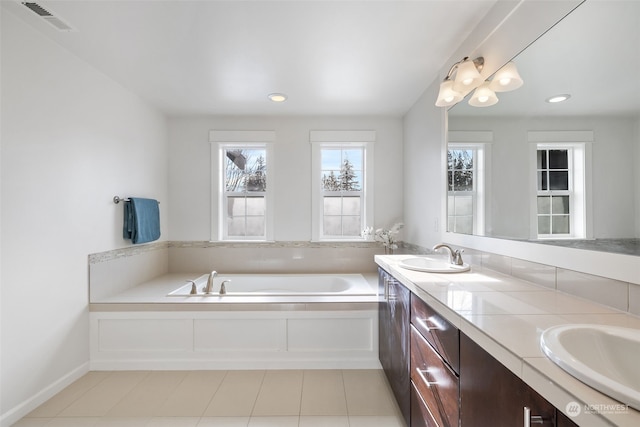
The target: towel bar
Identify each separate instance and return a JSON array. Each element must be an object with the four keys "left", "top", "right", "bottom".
[{"left": 113, "top": 196, "right": 160, "bottom": 204}]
